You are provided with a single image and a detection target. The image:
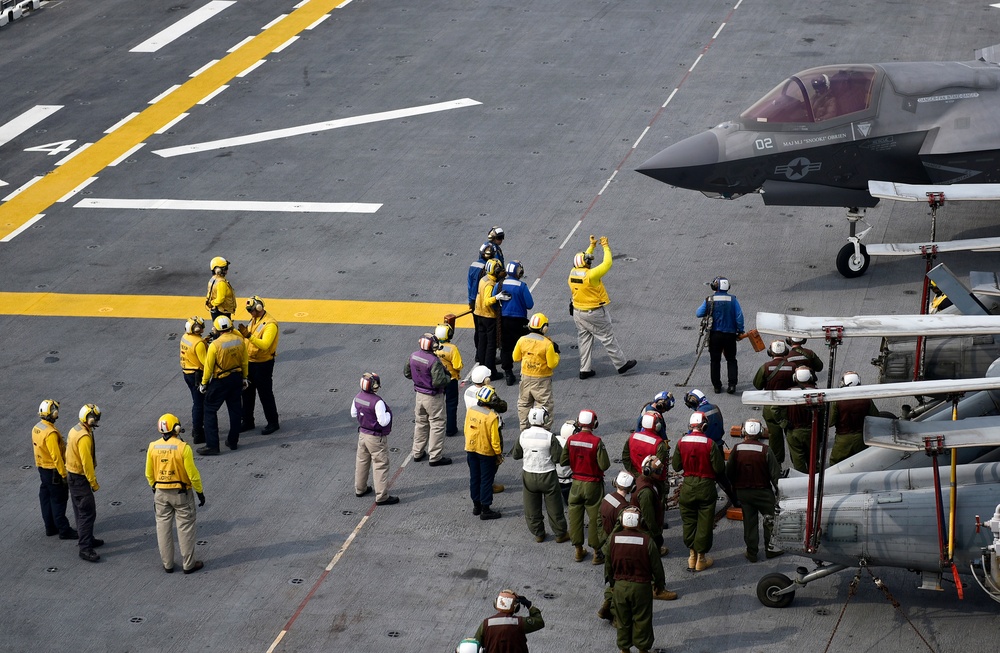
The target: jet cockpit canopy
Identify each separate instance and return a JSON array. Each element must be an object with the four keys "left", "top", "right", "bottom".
[{"left": 740, "top": 65, "right": 878, "bottom": 125}]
